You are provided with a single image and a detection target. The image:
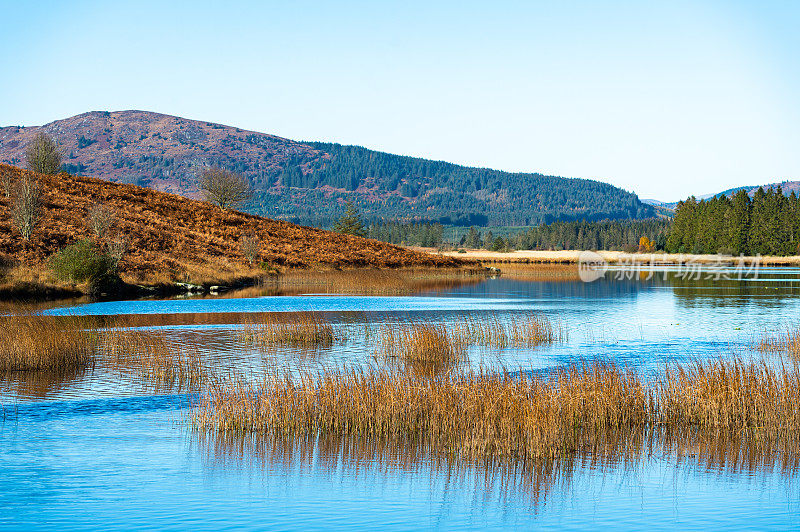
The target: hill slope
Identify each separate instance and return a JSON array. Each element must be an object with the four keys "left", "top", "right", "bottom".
[
  {"left": 0, "top": 164, "right": 461, "bottom": 284},
  {"left": 0, "top": 111, "right": 656, "bottom": 226}
]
